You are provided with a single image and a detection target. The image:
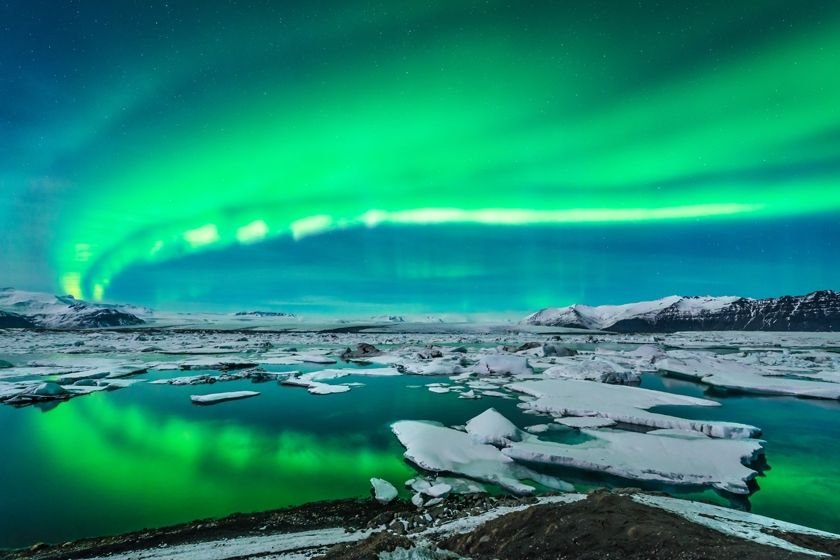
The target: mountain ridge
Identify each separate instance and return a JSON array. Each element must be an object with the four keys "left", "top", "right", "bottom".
[
  {"left": 524, "top": 290, "right": 839, "bottom": 332},
  {"left": 0, "top": 288, "right": 146, "bottom": 329}
]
